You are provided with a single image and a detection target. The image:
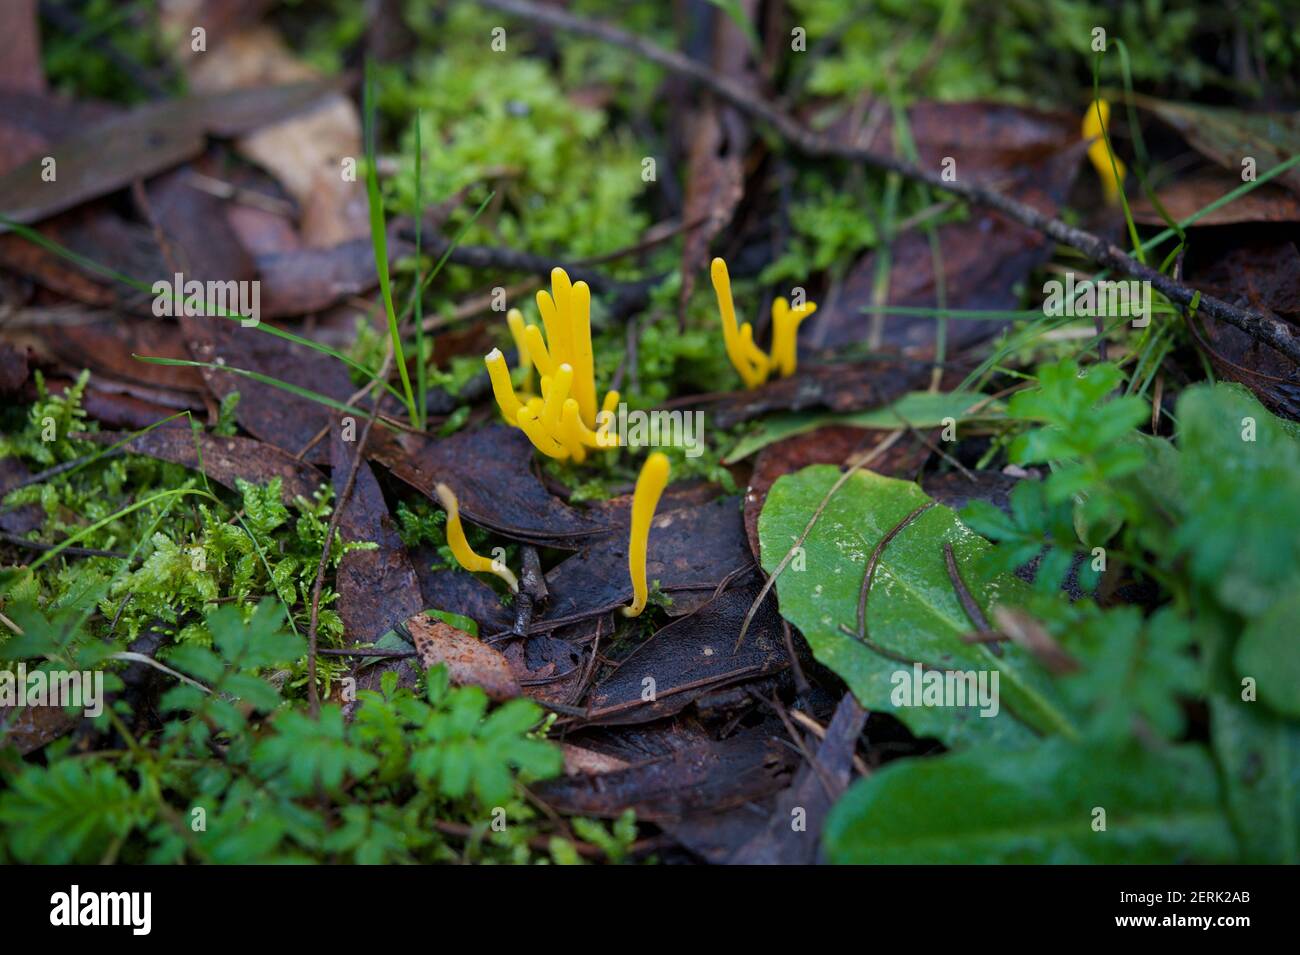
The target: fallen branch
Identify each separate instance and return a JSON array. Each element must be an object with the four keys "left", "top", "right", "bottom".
[{"left": 478, "top": 0, "right": 1300, "bottom": 366}]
